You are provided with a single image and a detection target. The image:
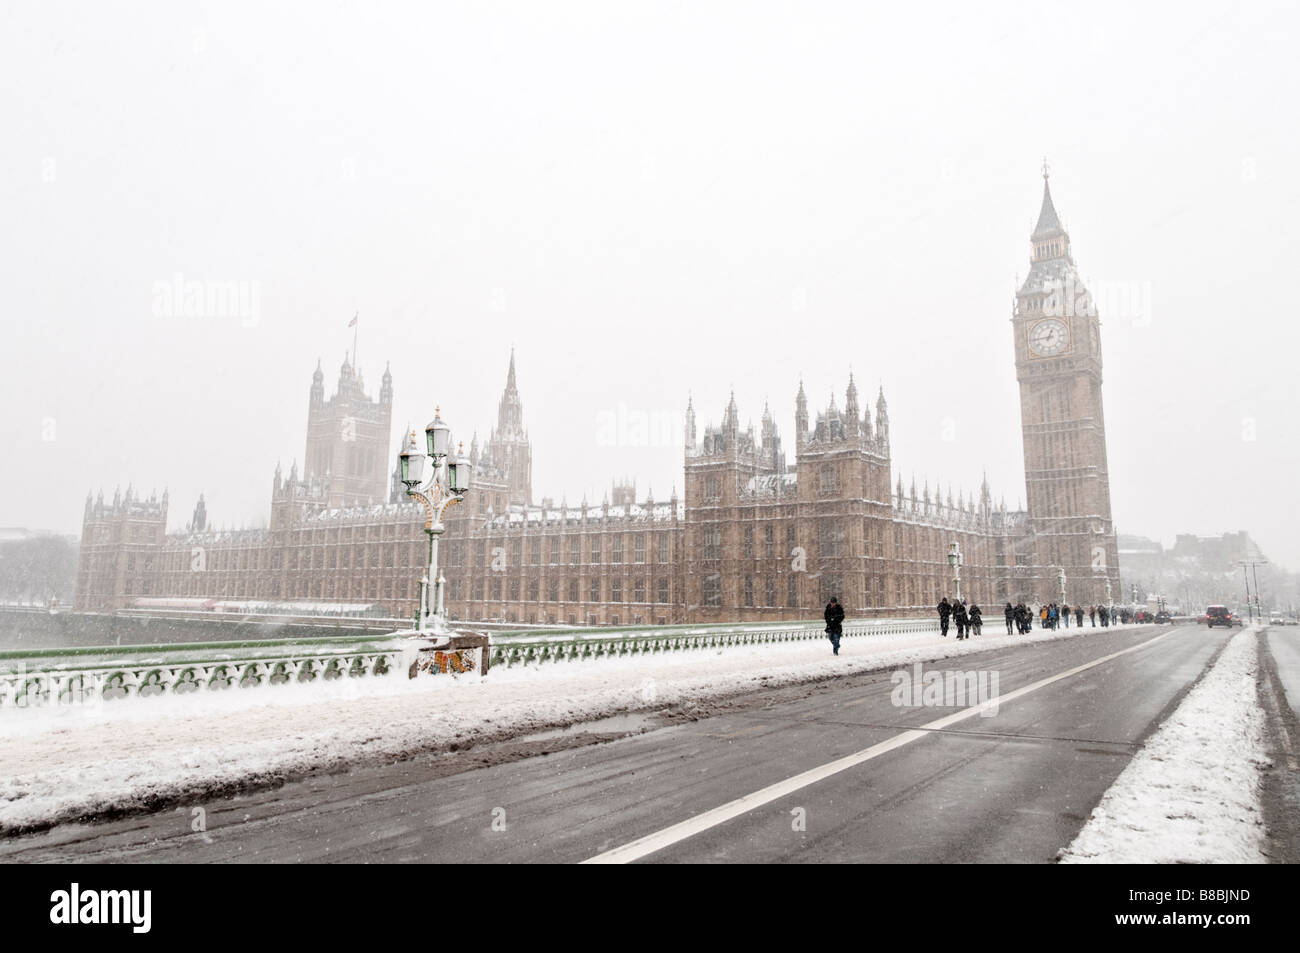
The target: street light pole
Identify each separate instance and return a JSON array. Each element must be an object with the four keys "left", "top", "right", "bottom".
[
  {"left": 398, "top": 410, "right": 473, "bottom": 641},
  {"left": 1252, "top": 561, "right": 1264, "bottom": 622},
  {"left": 1242, "top": 563, "right": 1252, "bottom": 623}
]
